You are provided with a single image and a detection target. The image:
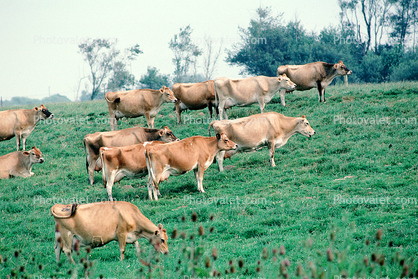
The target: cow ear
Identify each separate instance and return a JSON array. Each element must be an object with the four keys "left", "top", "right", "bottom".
[
  {"left": 301, "top": 115, "right": 306, "bottom": 119},
  {"left": 164, "top": 126, "right": 169, "bottom": 130},
  {"left": 160, "top": 87, "right": 164, "bottom": 93},
  {"left": 34, "top": 107, "right": 39, "bottom": 110},
  {"left": 277, "top": 75, "right": 282, "bottom": 81},
  {"left": 23, "top": 151, "right": 30, "bottom": 156},
  {"left": 339, "top": 60, "right": 343, "bottom": 64},
  {"left": 158, "top": 223, "right": 163, "bottom": 230},
  {"left": 334, "top": 63, "right": 339, "bottom": 69},
  {"left": 154, "top": 230, "right": 158, "bottom": 235},
  {"left": 282, "top": 73, "right": 287, "bottom": 77},
  {"left": 159, "top": 130, "right": 164, "bottom": 136},
  {"left": 216, "top": 133, "right": 221, "bottom": 140}
]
